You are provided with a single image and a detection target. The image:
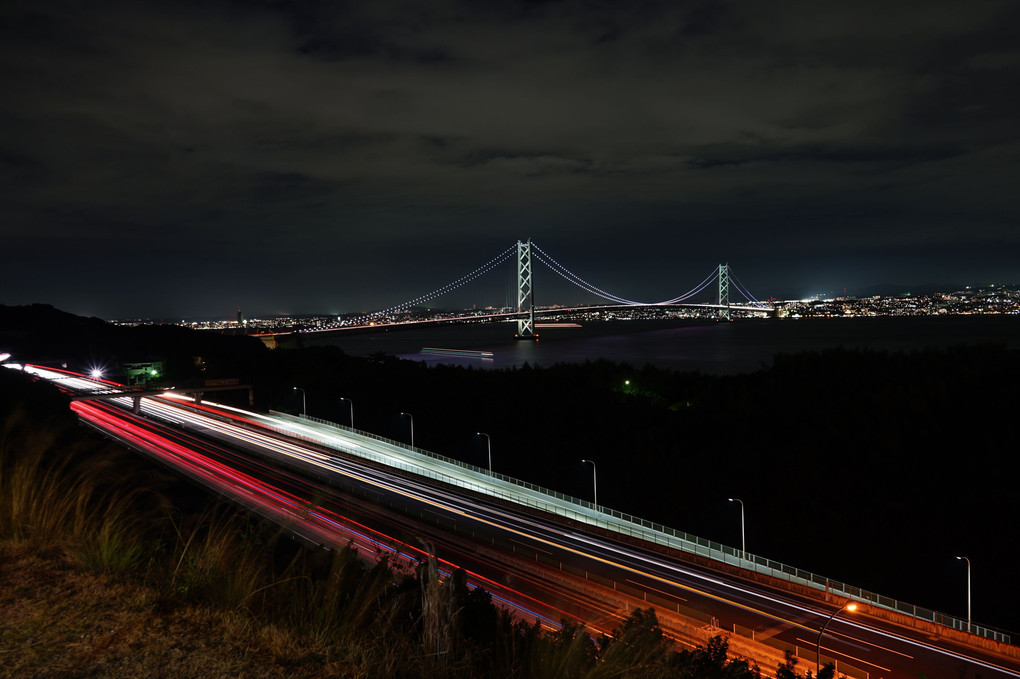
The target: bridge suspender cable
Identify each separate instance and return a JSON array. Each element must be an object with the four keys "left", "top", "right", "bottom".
[{"left": 729, "top": 272, "right": 768, "bottom": 307}]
